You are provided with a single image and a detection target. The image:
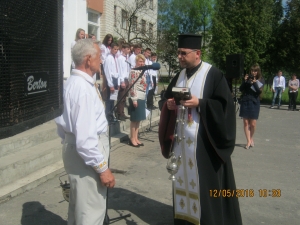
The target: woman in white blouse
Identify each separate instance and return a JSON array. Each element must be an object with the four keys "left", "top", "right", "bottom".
[
  {"left": 100, "top": 34, "right": 113, "bottom": 64},
  {"left": 70, "top": 28, "right": 85, "bottom": 70}
]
